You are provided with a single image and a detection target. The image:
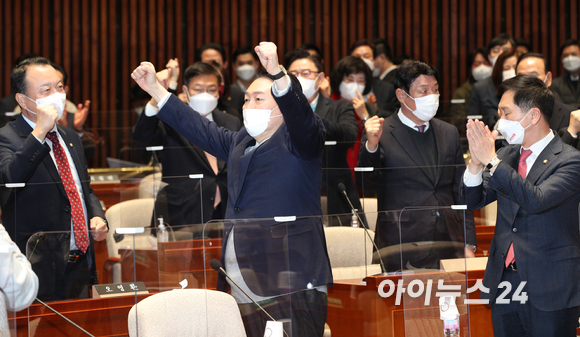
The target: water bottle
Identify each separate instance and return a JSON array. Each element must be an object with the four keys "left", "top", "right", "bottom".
[
  {"left": 351, "top": 209, "right": 359, "bottom": 228},
  {"left": 157, "top": 217, "right": 168, "bottom": 243},
  {"left": 443, "top": 318, "right": 460, "bottom": 337}
]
